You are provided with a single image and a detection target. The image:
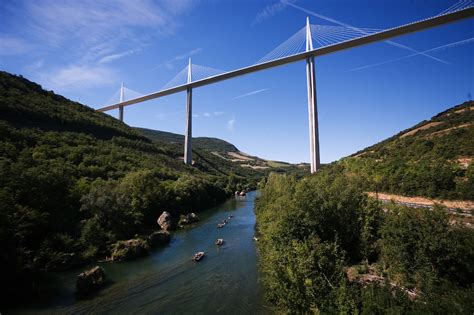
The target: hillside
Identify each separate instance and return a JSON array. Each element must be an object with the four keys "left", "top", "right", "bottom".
[
  {"left": 136, "top": 127, "right": 305, "bottom": 171},
  {"left": 136, "top": 128, "right": 239, "bottom": 152},
  {"left": 255, "top": 102, "right": 474, "bottom": 313},
  {"left": 336, "top": 101, "right": 473, "bottom": 200},
  {"left": 0, "top": 71, "right": 265, "bottom": 302}
]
